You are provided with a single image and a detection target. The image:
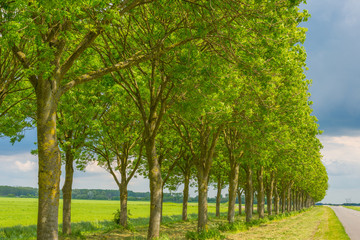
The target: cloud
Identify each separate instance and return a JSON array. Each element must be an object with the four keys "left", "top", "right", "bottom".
[
  {"left": 0, "top": 153, "right": 38, "bottom": 187},
  {"left": 84, "top": 161, "right": 108, "bottom": 174},
  {"left": 319, "top": 134, "right": 360, "bottom": 203},
  {"left": 0, "top": 153, "right": 37, "bottom": 172},
  {"left": 15, "top": 160, "right": 36, "bottom": 172}
]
